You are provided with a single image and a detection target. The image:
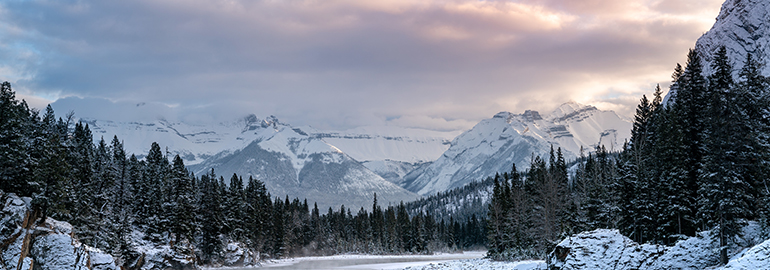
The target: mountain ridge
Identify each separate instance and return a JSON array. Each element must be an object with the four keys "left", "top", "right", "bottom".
[{"left": 404, "top": 102, "right": 631, "bottom": 196}]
